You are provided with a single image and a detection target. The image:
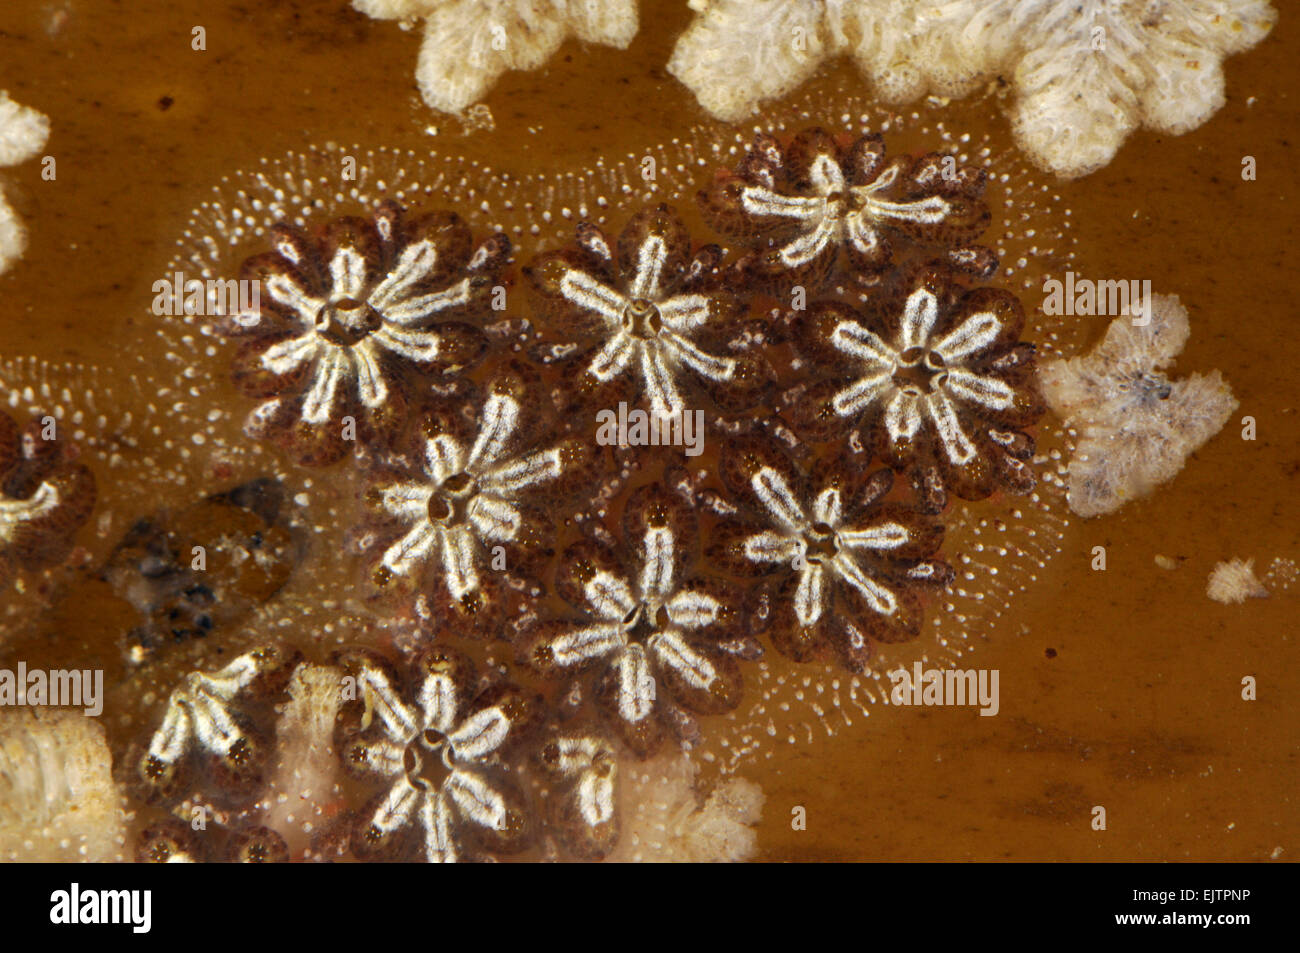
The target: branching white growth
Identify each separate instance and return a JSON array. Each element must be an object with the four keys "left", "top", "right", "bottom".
[
  {"left": 1040, "top": 293, "right": 1237, "bottom": 518},
  {"left": 991, "top": 0, "right": 1277, "bottom": 177},
  {"left": 0, "top": 708, "right": 126, "bottom": 862},
  {"left": 668, "top": 0, "right": 946, "bottom": 121},
  {"left": 0, "top": 92, "right": 47, "bottom": 168},
  {"left": 354, "top": 0, "right": 639, "bottom": 113},
  {"left": 0, "top": 91, "right": 50, "bottom": 274},
  {"left": 669, "top": 0, "right": 827, "bottom": 120},
  {"left": 668, "top": 0, "right": 1276, "bottom": 177},
  {"left": 607, "top": 747, "right": 763, "bottom": 862},
  {"left": 1206, "top": 557, "right": 1269, "bottom": 604}
]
